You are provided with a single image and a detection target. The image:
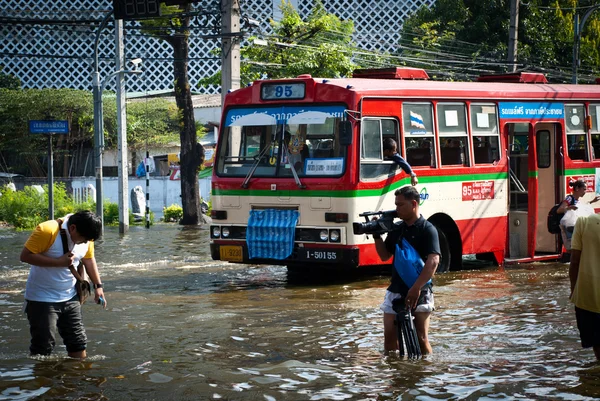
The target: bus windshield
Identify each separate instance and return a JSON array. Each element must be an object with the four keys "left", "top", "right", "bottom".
[{"left": 216, "top": 105, "right": 347, "bottom": 178}]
